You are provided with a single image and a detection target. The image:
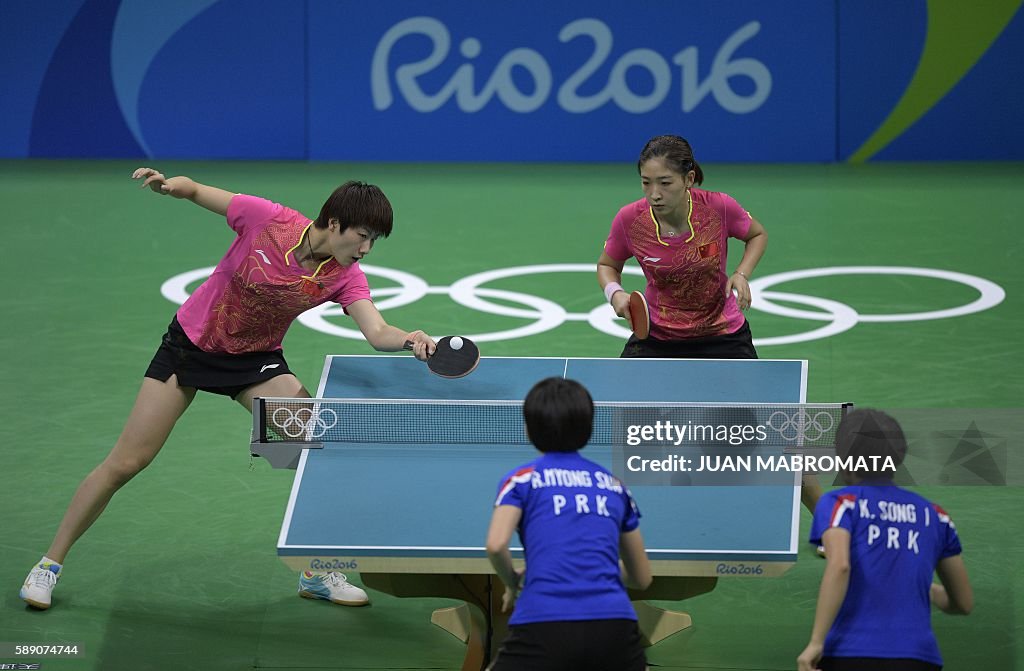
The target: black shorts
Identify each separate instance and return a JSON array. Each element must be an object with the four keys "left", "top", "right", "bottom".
[
  {"left": 144, "top": 316, "right": 293, "bottom": 399},
  {"left": 820, "top": 657, "right": 941, "bottom": 671},
  {"left": 488, "top": 619, "right": 646, "bottom": 671},
  {"left": 620, "top": 319, "right": 758, "bottom": 359}
]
